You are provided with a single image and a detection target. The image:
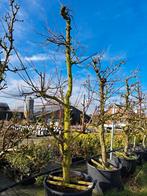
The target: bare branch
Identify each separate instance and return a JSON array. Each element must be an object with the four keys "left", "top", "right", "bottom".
[{"left": 0, "top": 0, "right": 20, "bottom": 89}]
